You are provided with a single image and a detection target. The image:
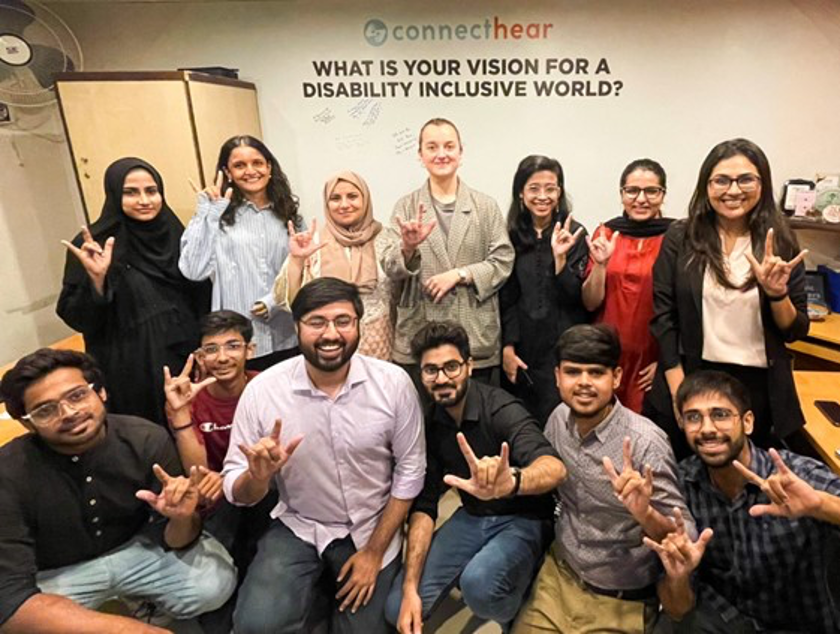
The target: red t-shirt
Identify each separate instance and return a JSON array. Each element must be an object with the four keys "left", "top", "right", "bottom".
[{"left": 190, "top": 371, "right": 258, "bottom": 472}]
